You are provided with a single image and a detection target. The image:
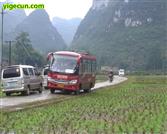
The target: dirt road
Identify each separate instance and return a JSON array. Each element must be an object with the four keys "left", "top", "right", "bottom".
[{"left": 0, "top": 76, "right": 127, "bottom": 111}]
